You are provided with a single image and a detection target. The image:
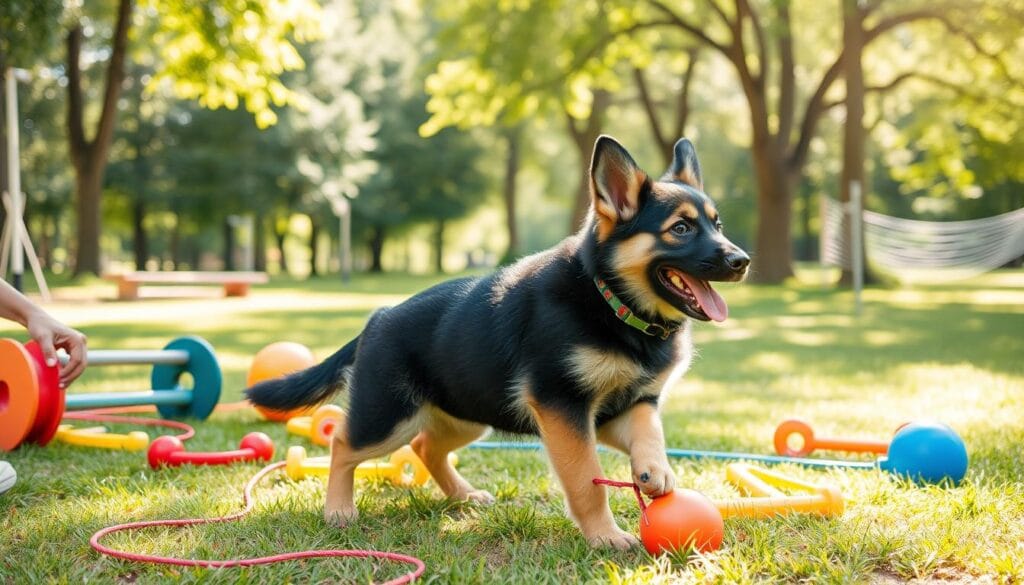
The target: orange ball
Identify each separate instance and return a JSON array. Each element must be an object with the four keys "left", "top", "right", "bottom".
[
  {"left": 247, "top": 342, "right": 317, "bottom": 422},
  {"left": 640, "top": 488, "right": 724, "bottom": 555}
]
